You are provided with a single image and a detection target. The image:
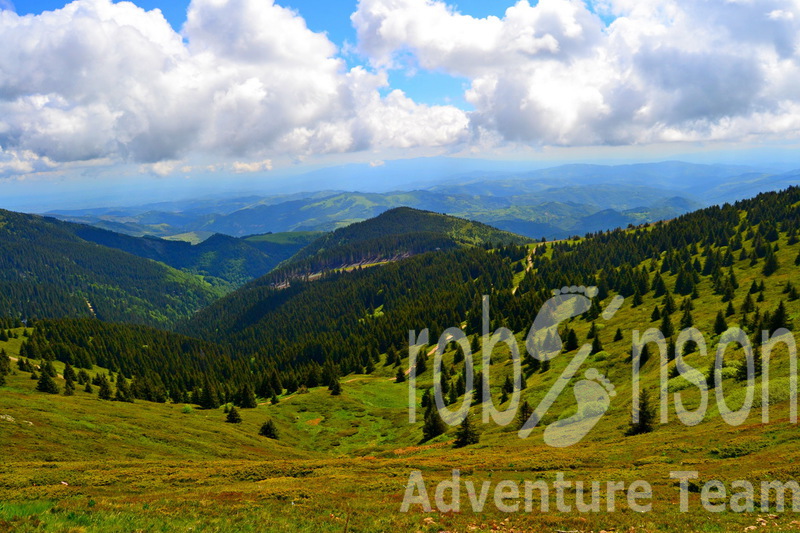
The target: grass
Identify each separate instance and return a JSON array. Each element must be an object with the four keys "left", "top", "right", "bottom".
[{"left": 3, "top": 228, "right": 800, "bottom": 530}]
